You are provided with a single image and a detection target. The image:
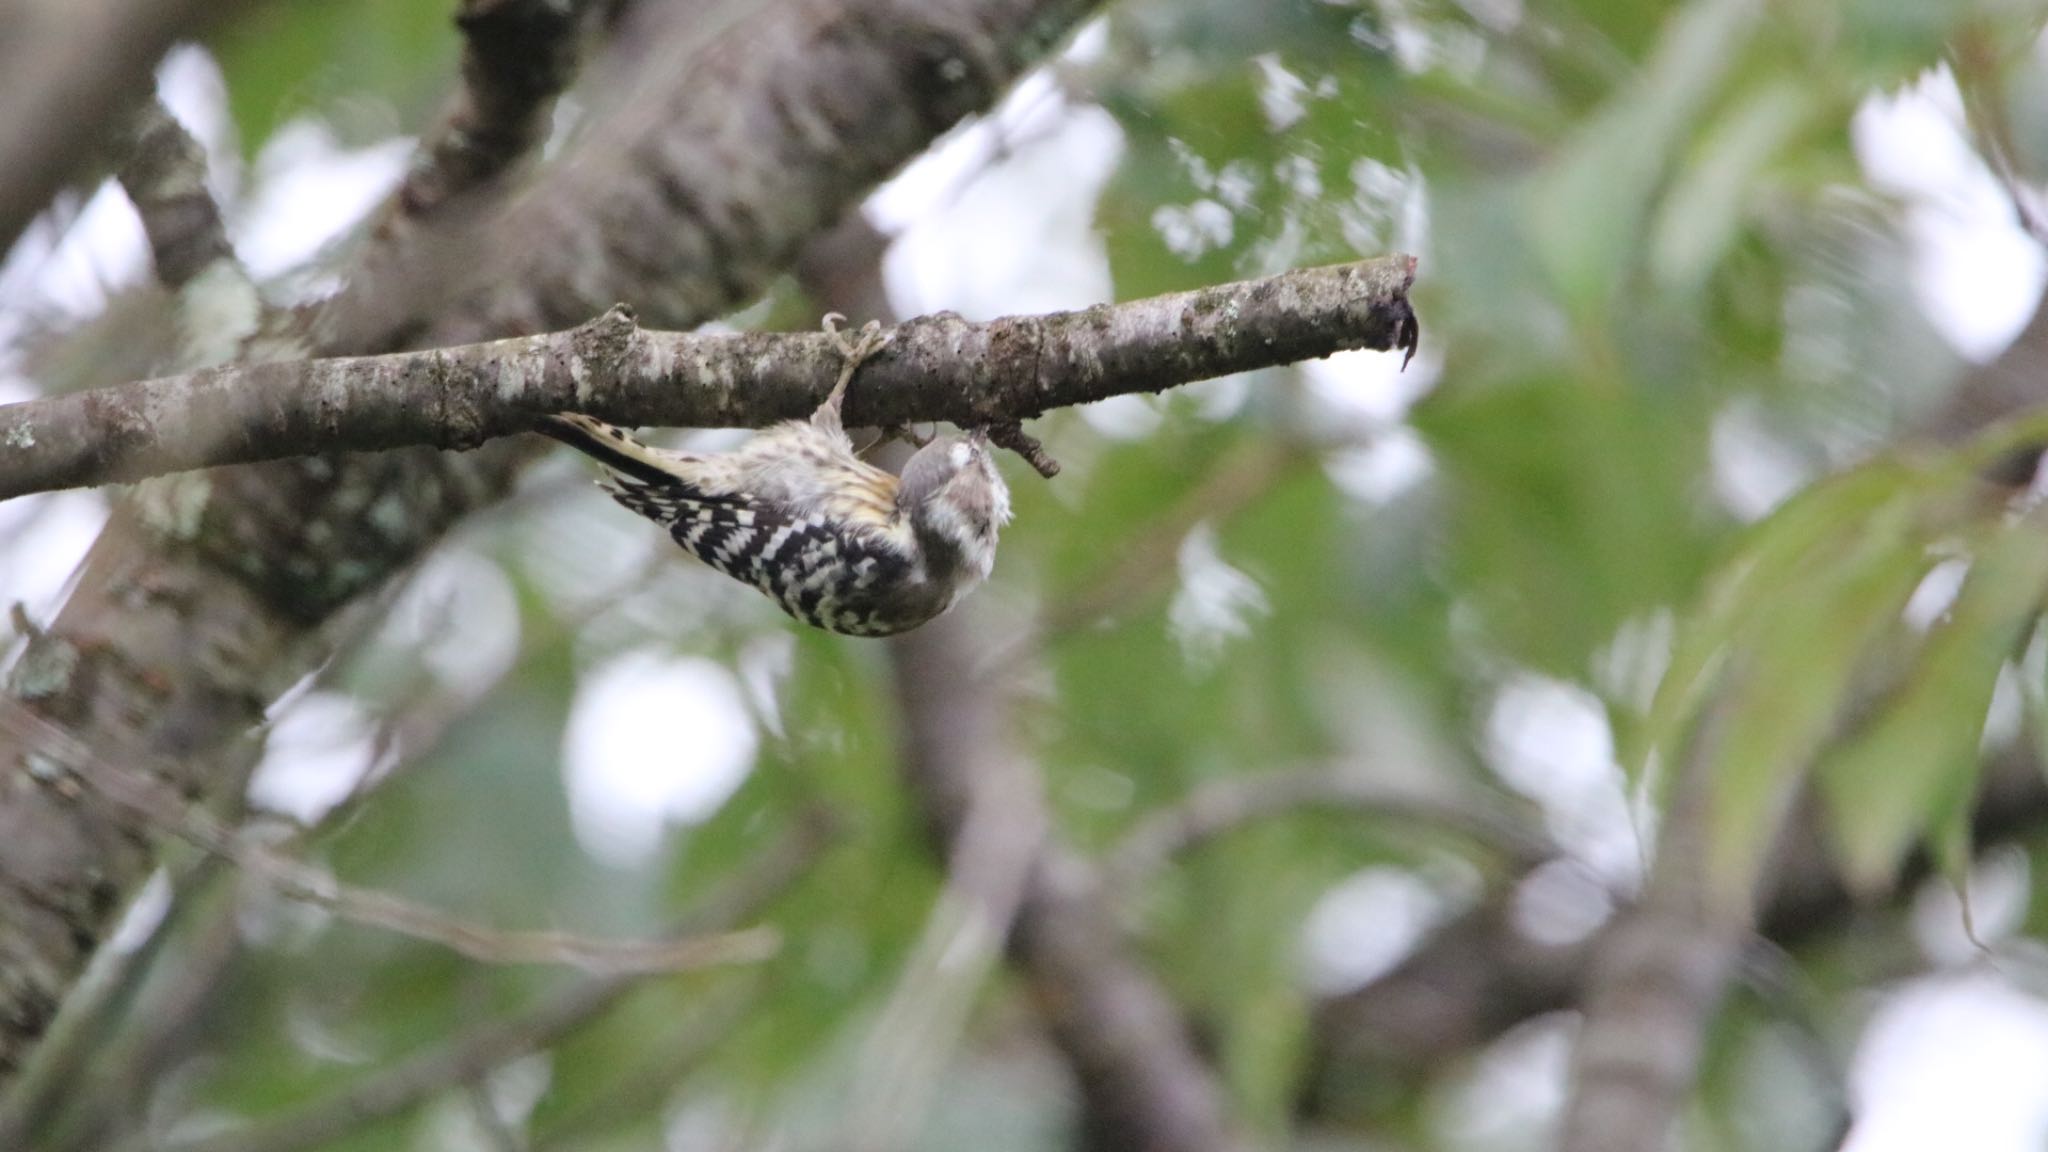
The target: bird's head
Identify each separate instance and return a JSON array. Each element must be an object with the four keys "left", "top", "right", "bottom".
[{"left": 897, "top": 429, "right": 1012, "bottom": 584}]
